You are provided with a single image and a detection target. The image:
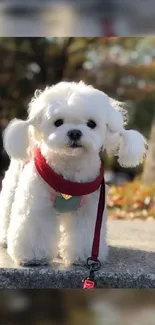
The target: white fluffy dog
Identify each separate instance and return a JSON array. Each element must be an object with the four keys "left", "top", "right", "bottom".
[{"left": 0, "top": 81, "right": 147, "bottom": 266}]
